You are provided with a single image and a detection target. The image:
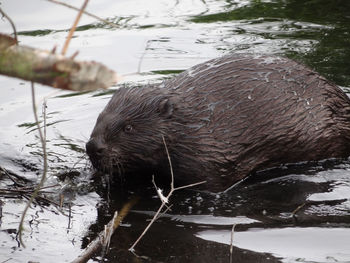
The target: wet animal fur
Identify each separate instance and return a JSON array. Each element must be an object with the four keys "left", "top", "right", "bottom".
[{"left": 86, "top": 54, "right": 350, "bottom": 192}]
